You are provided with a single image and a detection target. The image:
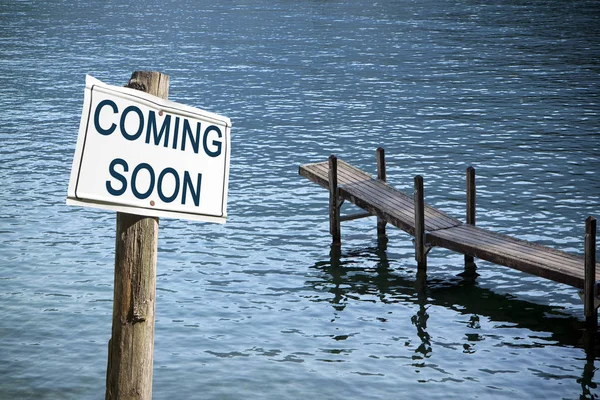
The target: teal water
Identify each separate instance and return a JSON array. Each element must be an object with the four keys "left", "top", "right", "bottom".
[{"left": 1, "top": 0, "right": 599, "bottom": 399}]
